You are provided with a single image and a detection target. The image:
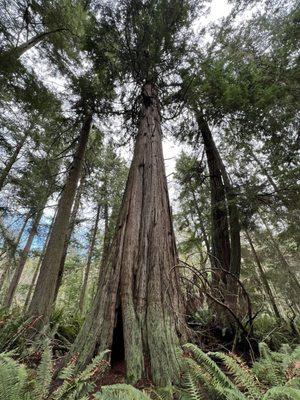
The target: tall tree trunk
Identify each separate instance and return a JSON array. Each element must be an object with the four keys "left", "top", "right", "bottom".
[
  {"left": 27, "top": 113, "right": 92, "bottom": 328},
  {"left": 245, "top": 230, "right": 283, "bottom": 321},
  {"left": 53, "top": 176, "right": 84, "bottom": 302},
  {"left": 0, "top": 132, "right": 29, "bottom": 191},
  {"left": 196, "top": 116, "right": 230, "bottom": 293},
  {"left": 23, "top": 213, "right": 56, "bottom": 312},
  {"left": 78, "top": 203, "right": 101, "bottom": 313},
  {"left": 90, "top": 202, "right": 112, "bottom": 302},
  {"left": 66, "top": 84, "right": 187, "bottom": 386},
  {"left": 3, "top": 206, "right": 44, "bottom": 308},
  {"left": 196, "top": 114, "right": 241, "bottom": 309}
]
